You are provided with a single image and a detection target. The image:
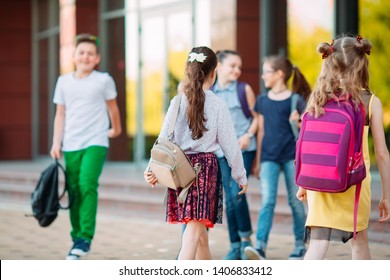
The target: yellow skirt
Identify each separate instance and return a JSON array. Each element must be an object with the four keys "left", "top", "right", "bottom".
[{"left": 305, "top": 126, "right": 371, "bottom": 235}]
